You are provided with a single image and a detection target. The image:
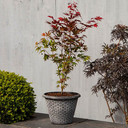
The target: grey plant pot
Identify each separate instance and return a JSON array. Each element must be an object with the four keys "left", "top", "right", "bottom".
[{"left": 43, "top": 92, "right": 80, "bottom": 125}]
